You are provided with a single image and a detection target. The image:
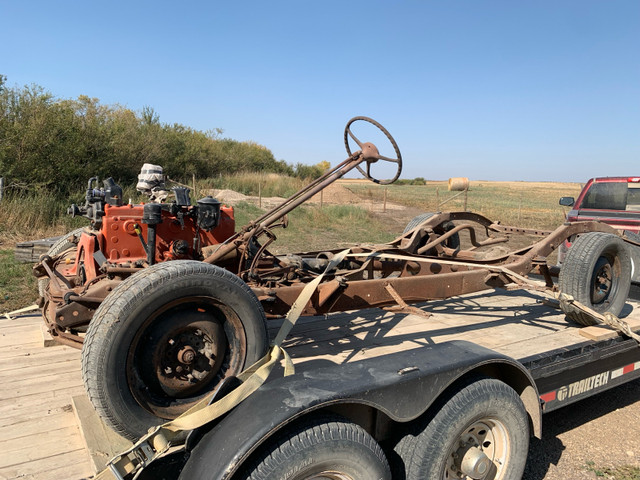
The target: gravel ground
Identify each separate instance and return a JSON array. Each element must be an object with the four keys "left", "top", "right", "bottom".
[{"left": 524, "top": 378, "right": 640, "bottom": 479}]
